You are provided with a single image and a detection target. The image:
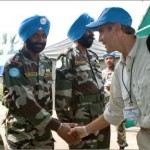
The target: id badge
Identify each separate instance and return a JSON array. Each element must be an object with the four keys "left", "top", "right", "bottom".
[{"left": 123, "top": 105, "right": 140, "bottom": 128}]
